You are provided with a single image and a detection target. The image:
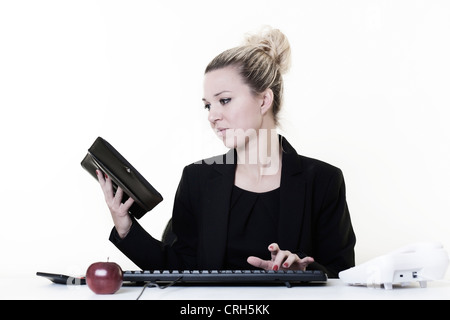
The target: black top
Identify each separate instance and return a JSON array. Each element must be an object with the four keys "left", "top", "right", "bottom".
[{"left": 225, "top": 185, "right": 280, "bottom": 269}]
